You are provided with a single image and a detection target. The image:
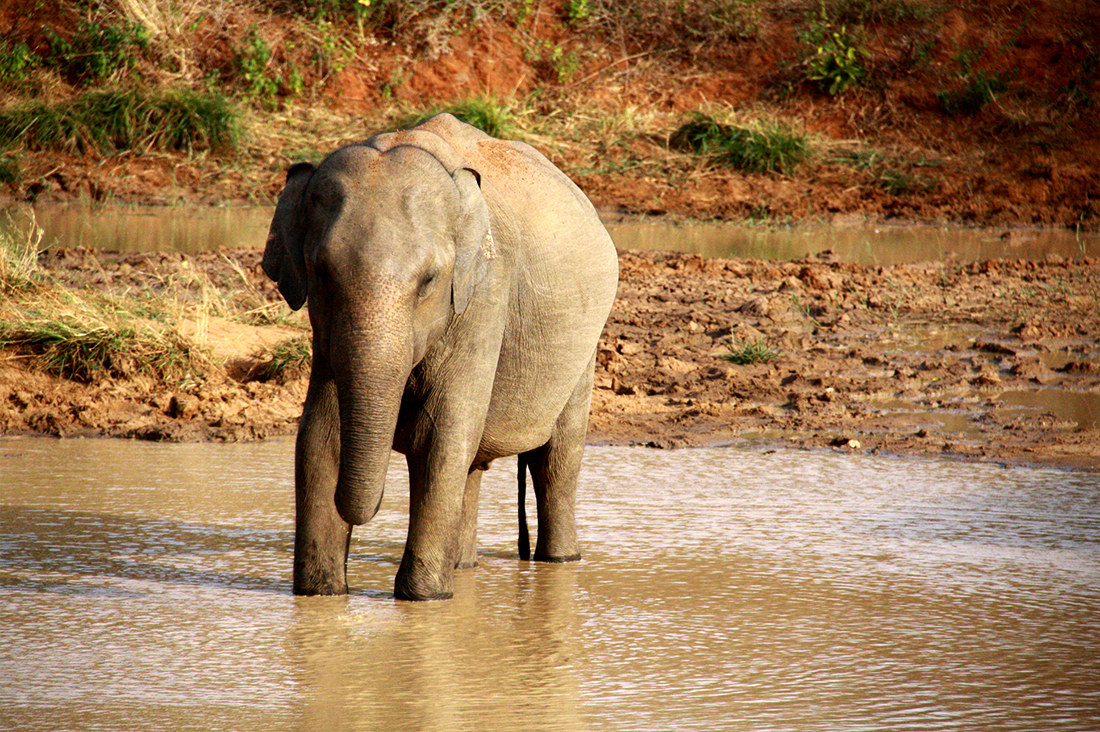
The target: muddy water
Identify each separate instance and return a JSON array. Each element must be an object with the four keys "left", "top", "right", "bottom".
[
  {"left": 2, "top": 439, "right": 1098, "bottom": 731},
  {"left": 13, "top": 203, "right": 1100, "bottom": 263}
]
